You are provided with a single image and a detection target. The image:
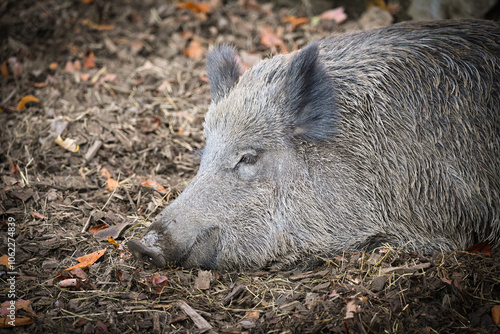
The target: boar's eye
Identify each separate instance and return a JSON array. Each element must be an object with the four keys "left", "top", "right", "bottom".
[{"left": 236, "top": 153, "right": 258, "bottom": 168}]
